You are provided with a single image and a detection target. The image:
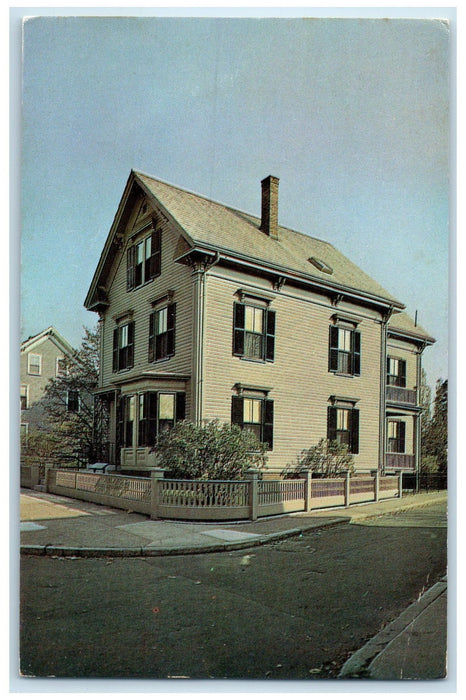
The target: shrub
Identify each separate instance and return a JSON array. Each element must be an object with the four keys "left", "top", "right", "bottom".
[
  {"left": 151, "top": 420, "right": 267, "bottom": 480},
  {"left": 282, "top": 438, "right": 355, "bottom": 478}
]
